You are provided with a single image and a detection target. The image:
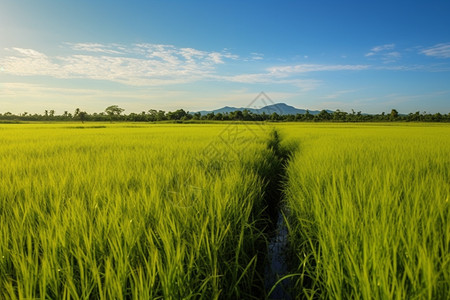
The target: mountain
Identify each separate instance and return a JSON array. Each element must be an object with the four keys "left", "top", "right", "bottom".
[{"left": 197, "top": 103, "right": 332, "bottom": 115}]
